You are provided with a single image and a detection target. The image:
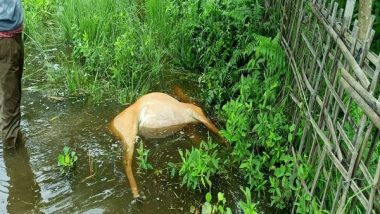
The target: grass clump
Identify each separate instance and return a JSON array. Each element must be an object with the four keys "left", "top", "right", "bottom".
[{"left": 178, "top": 137, "right": 220, "bottom": 191}]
